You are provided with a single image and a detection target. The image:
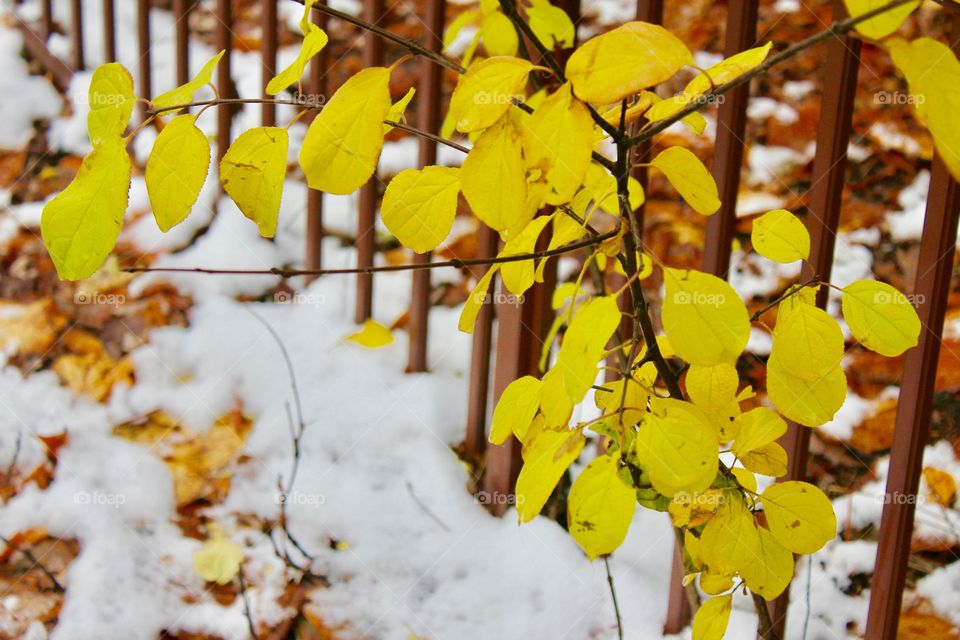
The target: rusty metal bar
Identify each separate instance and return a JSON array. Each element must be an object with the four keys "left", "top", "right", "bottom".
[
  {"left": 769, "top": 2, "right": 860, "bottom": 635},
  {"left": 40, "top": 0, "right": 53, "bottom": 39},
  {"left": 17, "top": 23, "right": 73, "bottom": 91},
  {"left": 407, "top": 0, "right": 447, "bottom": 372},
  {"left": 703, "top": 0, "right": 758, "bottom": 277},
  {"left": 174, "top": 0, "right": 191, "bottom": 87},
  {"left": 305, "top": 3, "right": 329, "bottom": 282},
  {"left": 354, "top": 0, "right": 385, "bottom": 323},
  {"left": 465, "top": 226, "right": 500, "bottom": 460},
  {"left": 261, "top": 0, "right": 278, "bottom": 126},
  {"left": 865, "top": 23, "right": 960, "bottom": 638},
  {"left": 137, "top": 0, "right": 151, "bottom": 121},
  {"left": 70, "top": 0, "right": 83, "bottom": 70},
  {"left": 216, "top": 0, "right": 233, "bottom": 162},
  {"left": 102, "top": 0, "right": 116, "bottom": 62}
]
